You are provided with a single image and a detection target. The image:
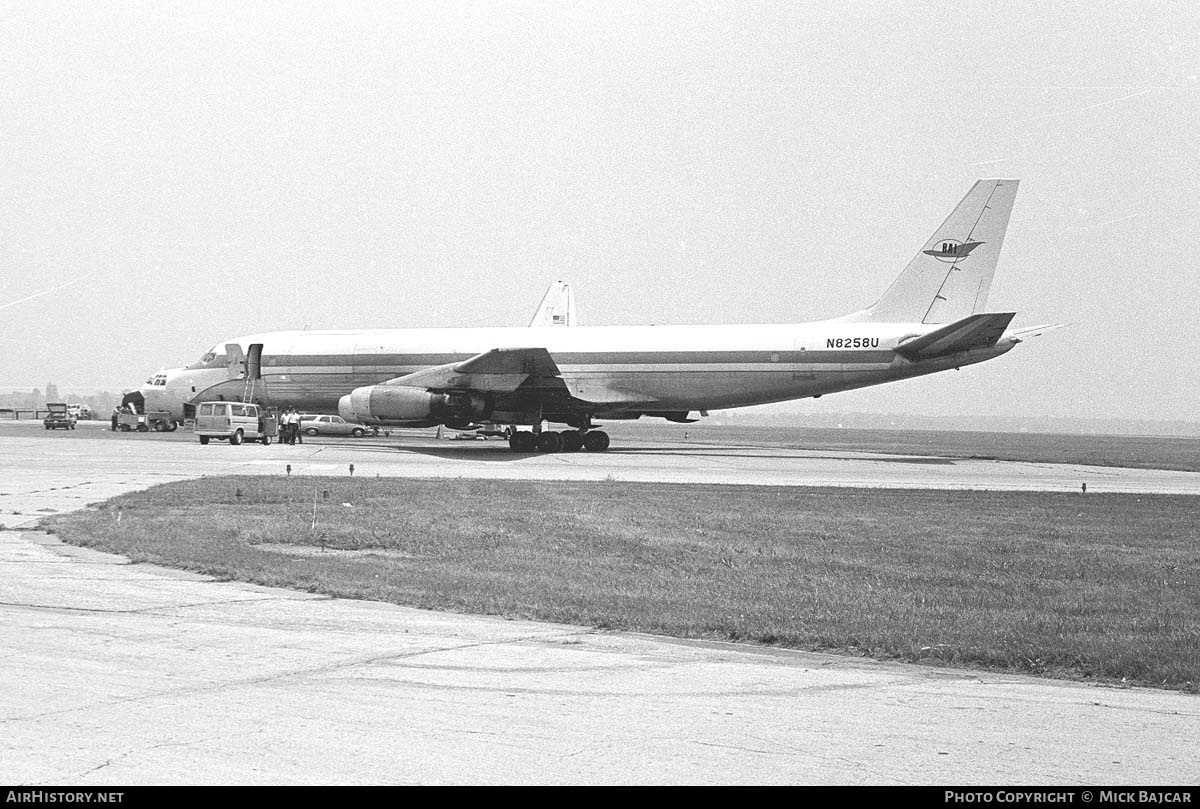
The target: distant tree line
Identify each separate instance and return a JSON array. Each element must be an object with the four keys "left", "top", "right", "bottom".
[{"left": 0, "top": 384, "right": 122, "bottom": 418}]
